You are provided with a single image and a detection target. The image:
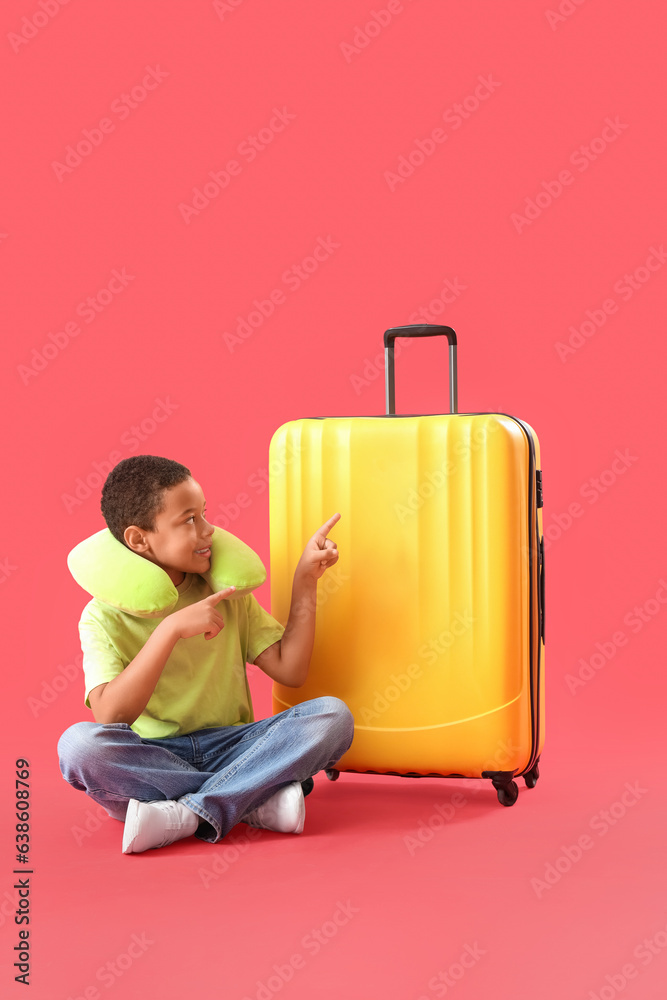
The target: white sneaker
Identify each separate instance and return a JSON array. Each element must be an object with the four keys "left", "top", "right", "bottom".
[
  {"left": 122, "top": 798, "right": 200, "bottom": 854},
  {"left": 241, "top": 782, "right": 305, "bottom": 834}
]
